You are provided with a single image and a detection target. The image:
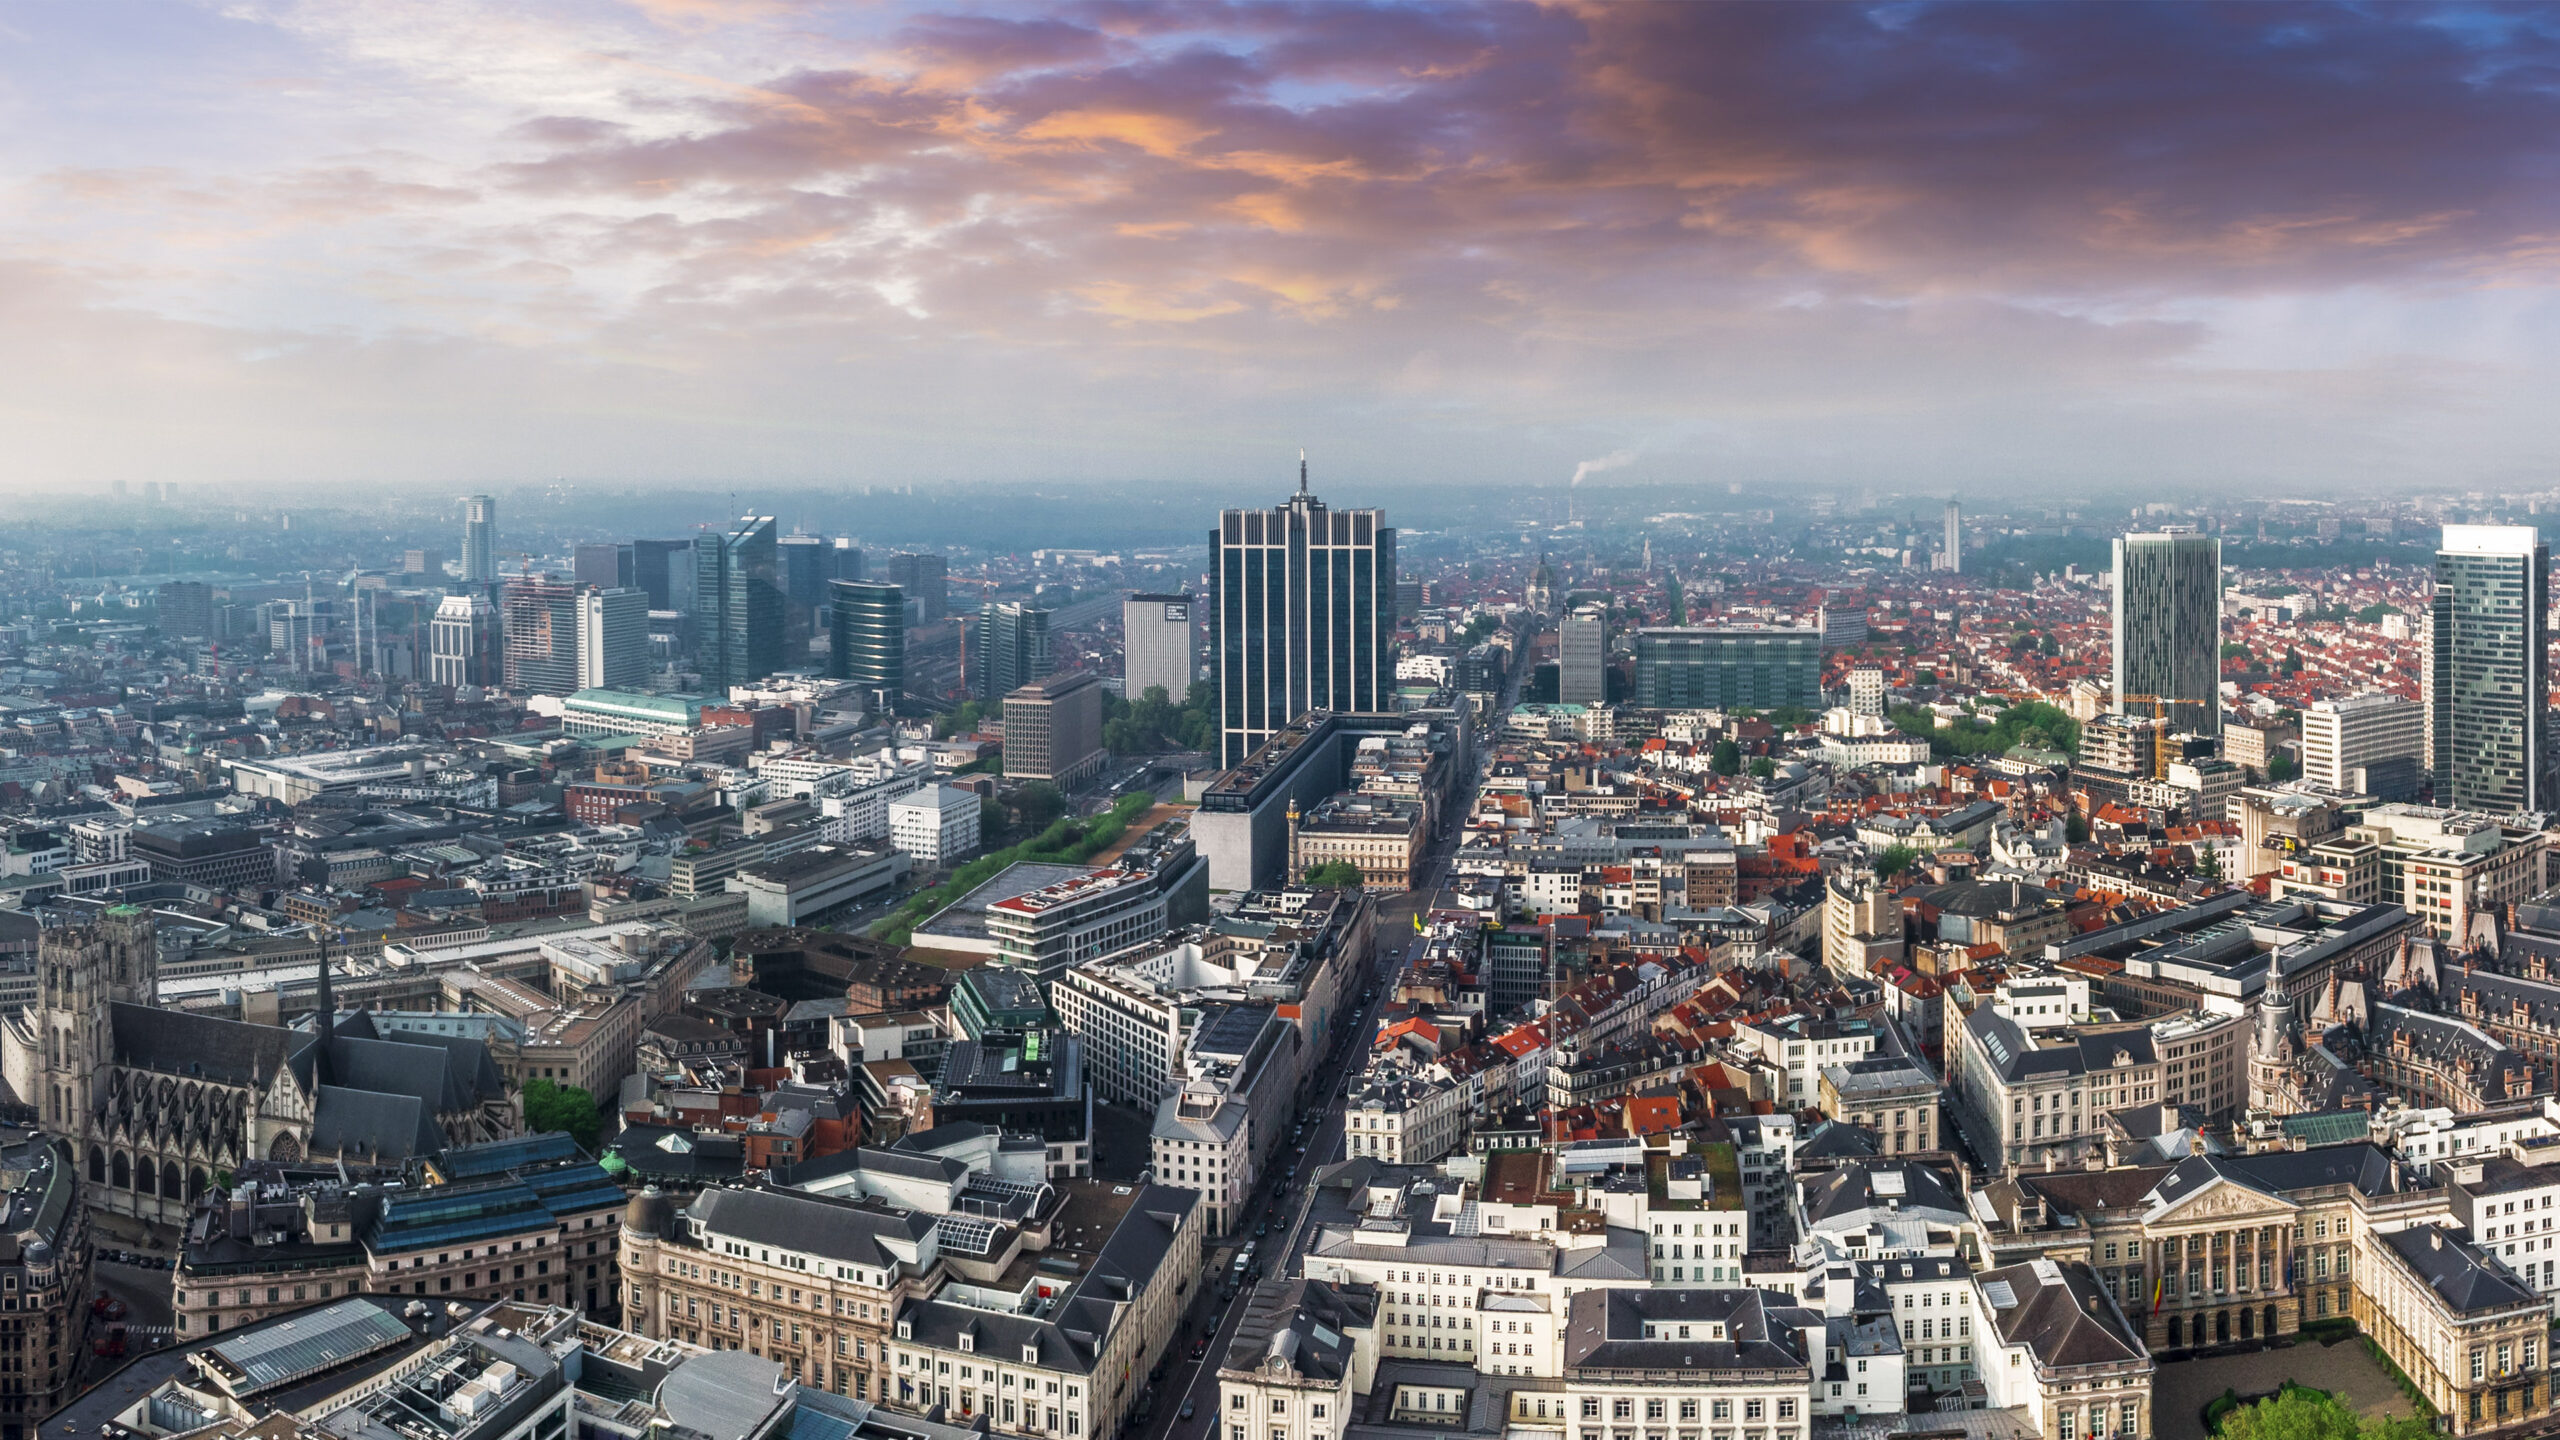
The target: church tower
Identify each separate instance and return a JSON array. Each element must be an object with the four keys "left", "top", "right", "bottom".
[
  {"left": 2246, "top": 949, "right": 2303, "bottom": 1114},
  {"left": 34, "top": 906, "right": 155, "bottom": 1144}
]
